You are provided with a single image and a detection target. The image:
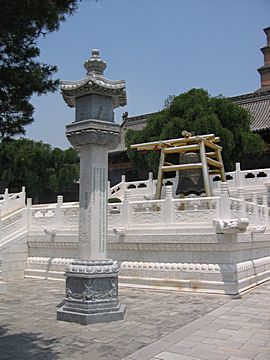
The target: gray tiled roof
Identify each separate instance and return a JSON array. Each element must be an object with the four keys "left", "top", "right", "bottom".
[
  {"left": 240, "top": 98, "right": 270, "bottom": 131},
  {"left": 115, "top": 90, "right": 270, "bottom": 147},
  {"left": 231, "top": 89, "right": 270, "bottom": 132}
]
